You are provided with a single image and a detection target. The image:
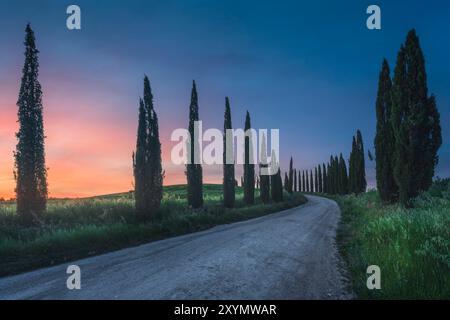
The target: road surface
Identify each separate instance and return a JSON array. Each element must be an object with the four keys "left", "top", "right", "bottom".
[{"left": 0, "top": 195, "right": 352, "bottom": 300}]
